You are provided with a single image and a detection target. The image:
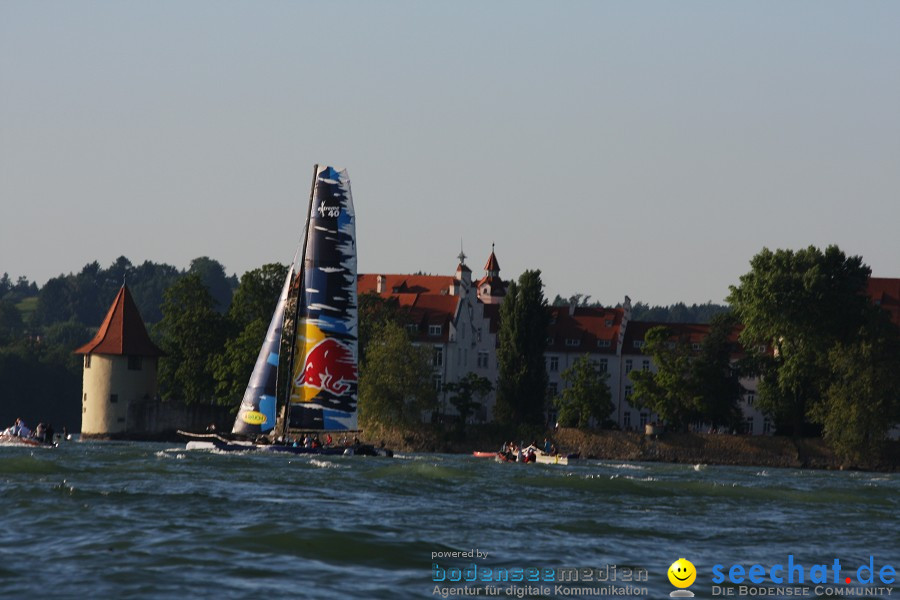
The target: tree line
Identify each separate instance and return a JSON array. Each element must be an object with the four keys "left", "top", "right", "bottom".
[{"left": 3, "top": 244, "right": 898, "bottom": 466}]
